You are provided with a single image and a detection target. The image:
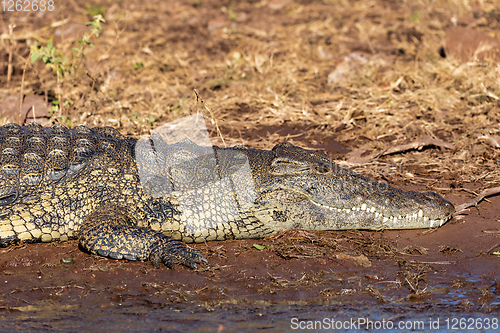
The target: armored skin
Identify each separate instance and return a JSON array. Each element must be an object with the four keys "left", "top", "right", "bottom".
[{"left": 0, "top": 123, "right": 455, "bottom": 268}]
